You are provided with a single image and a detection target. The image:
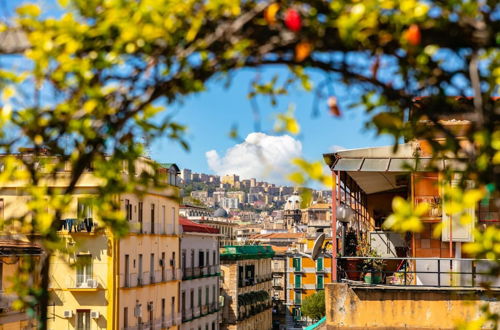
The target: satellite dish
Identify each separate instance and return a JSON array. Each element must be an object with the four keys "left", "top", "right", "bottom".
[{"left": 311, "top": 233, "right": 326, "bottom": 260}]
